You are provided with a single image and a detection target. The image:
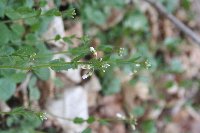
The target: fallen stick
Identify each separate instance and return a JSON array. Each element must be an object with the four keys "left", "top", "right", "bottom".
[{"left": 144, "top": 0, "right": 200, "bottom": 45}]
